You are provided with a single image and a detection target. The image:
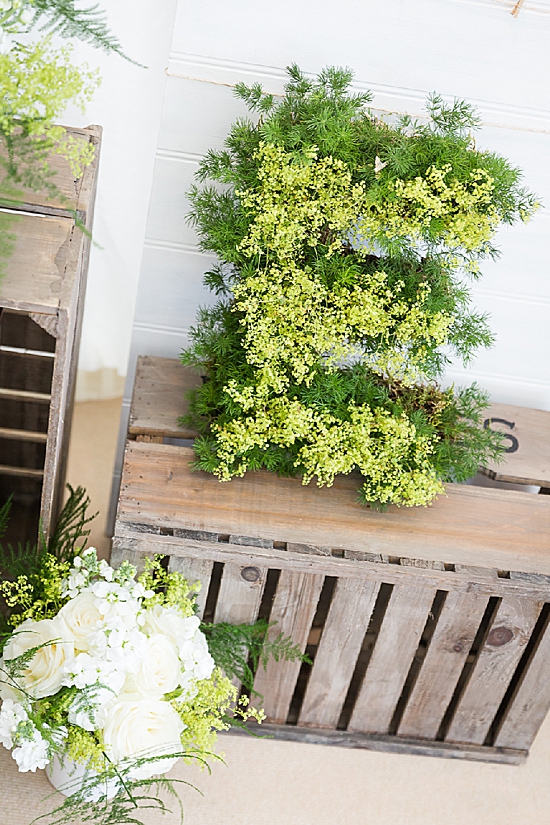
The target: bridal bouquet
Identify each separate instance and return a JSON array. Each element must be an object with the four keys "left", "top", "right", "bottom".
[{"left": 0, "top": 489, "right": 300, "bottom": 824}]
